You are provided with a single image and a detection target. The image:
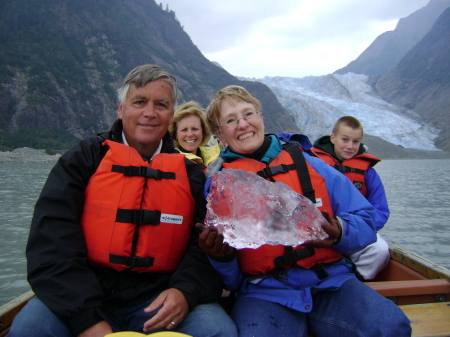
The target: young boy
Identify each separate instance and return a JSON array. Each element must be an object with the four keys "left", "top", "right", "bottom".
[{"left": 311, "top": 116, "right": 390, "bottom": 280}]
